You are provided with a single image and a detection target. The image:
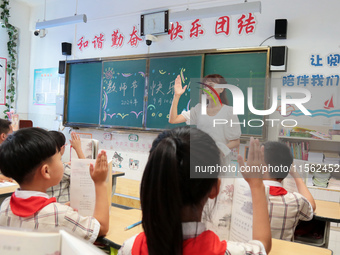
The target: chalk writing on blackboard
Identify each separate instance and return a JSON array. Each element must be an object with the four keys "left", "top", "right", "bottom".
[
  {"left": 146, "top": 55, "right": 202, "bottom": 129},
  {"left": 101, "top": 59, "right": 146, "bottom": 127}
]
